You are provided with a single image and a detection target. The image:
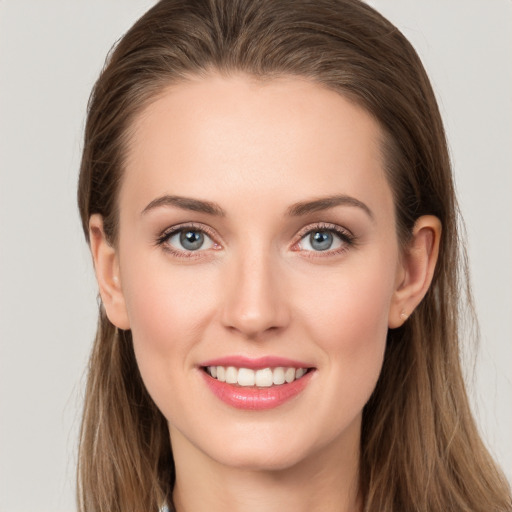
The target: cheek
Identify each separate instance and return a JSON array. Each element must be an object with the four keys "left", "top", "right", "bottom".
[
  {"left": 294, "top": 252, "right": 396, "bottom": 400},
  {"left": 122, "top": 249, "right": 217, "bottom": 339},
  {"left": 119, "top": 259, "right": 218, "bottom": 401},
  {"left": 299, "top": 255, "right": 394, "bottom": 342}
]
